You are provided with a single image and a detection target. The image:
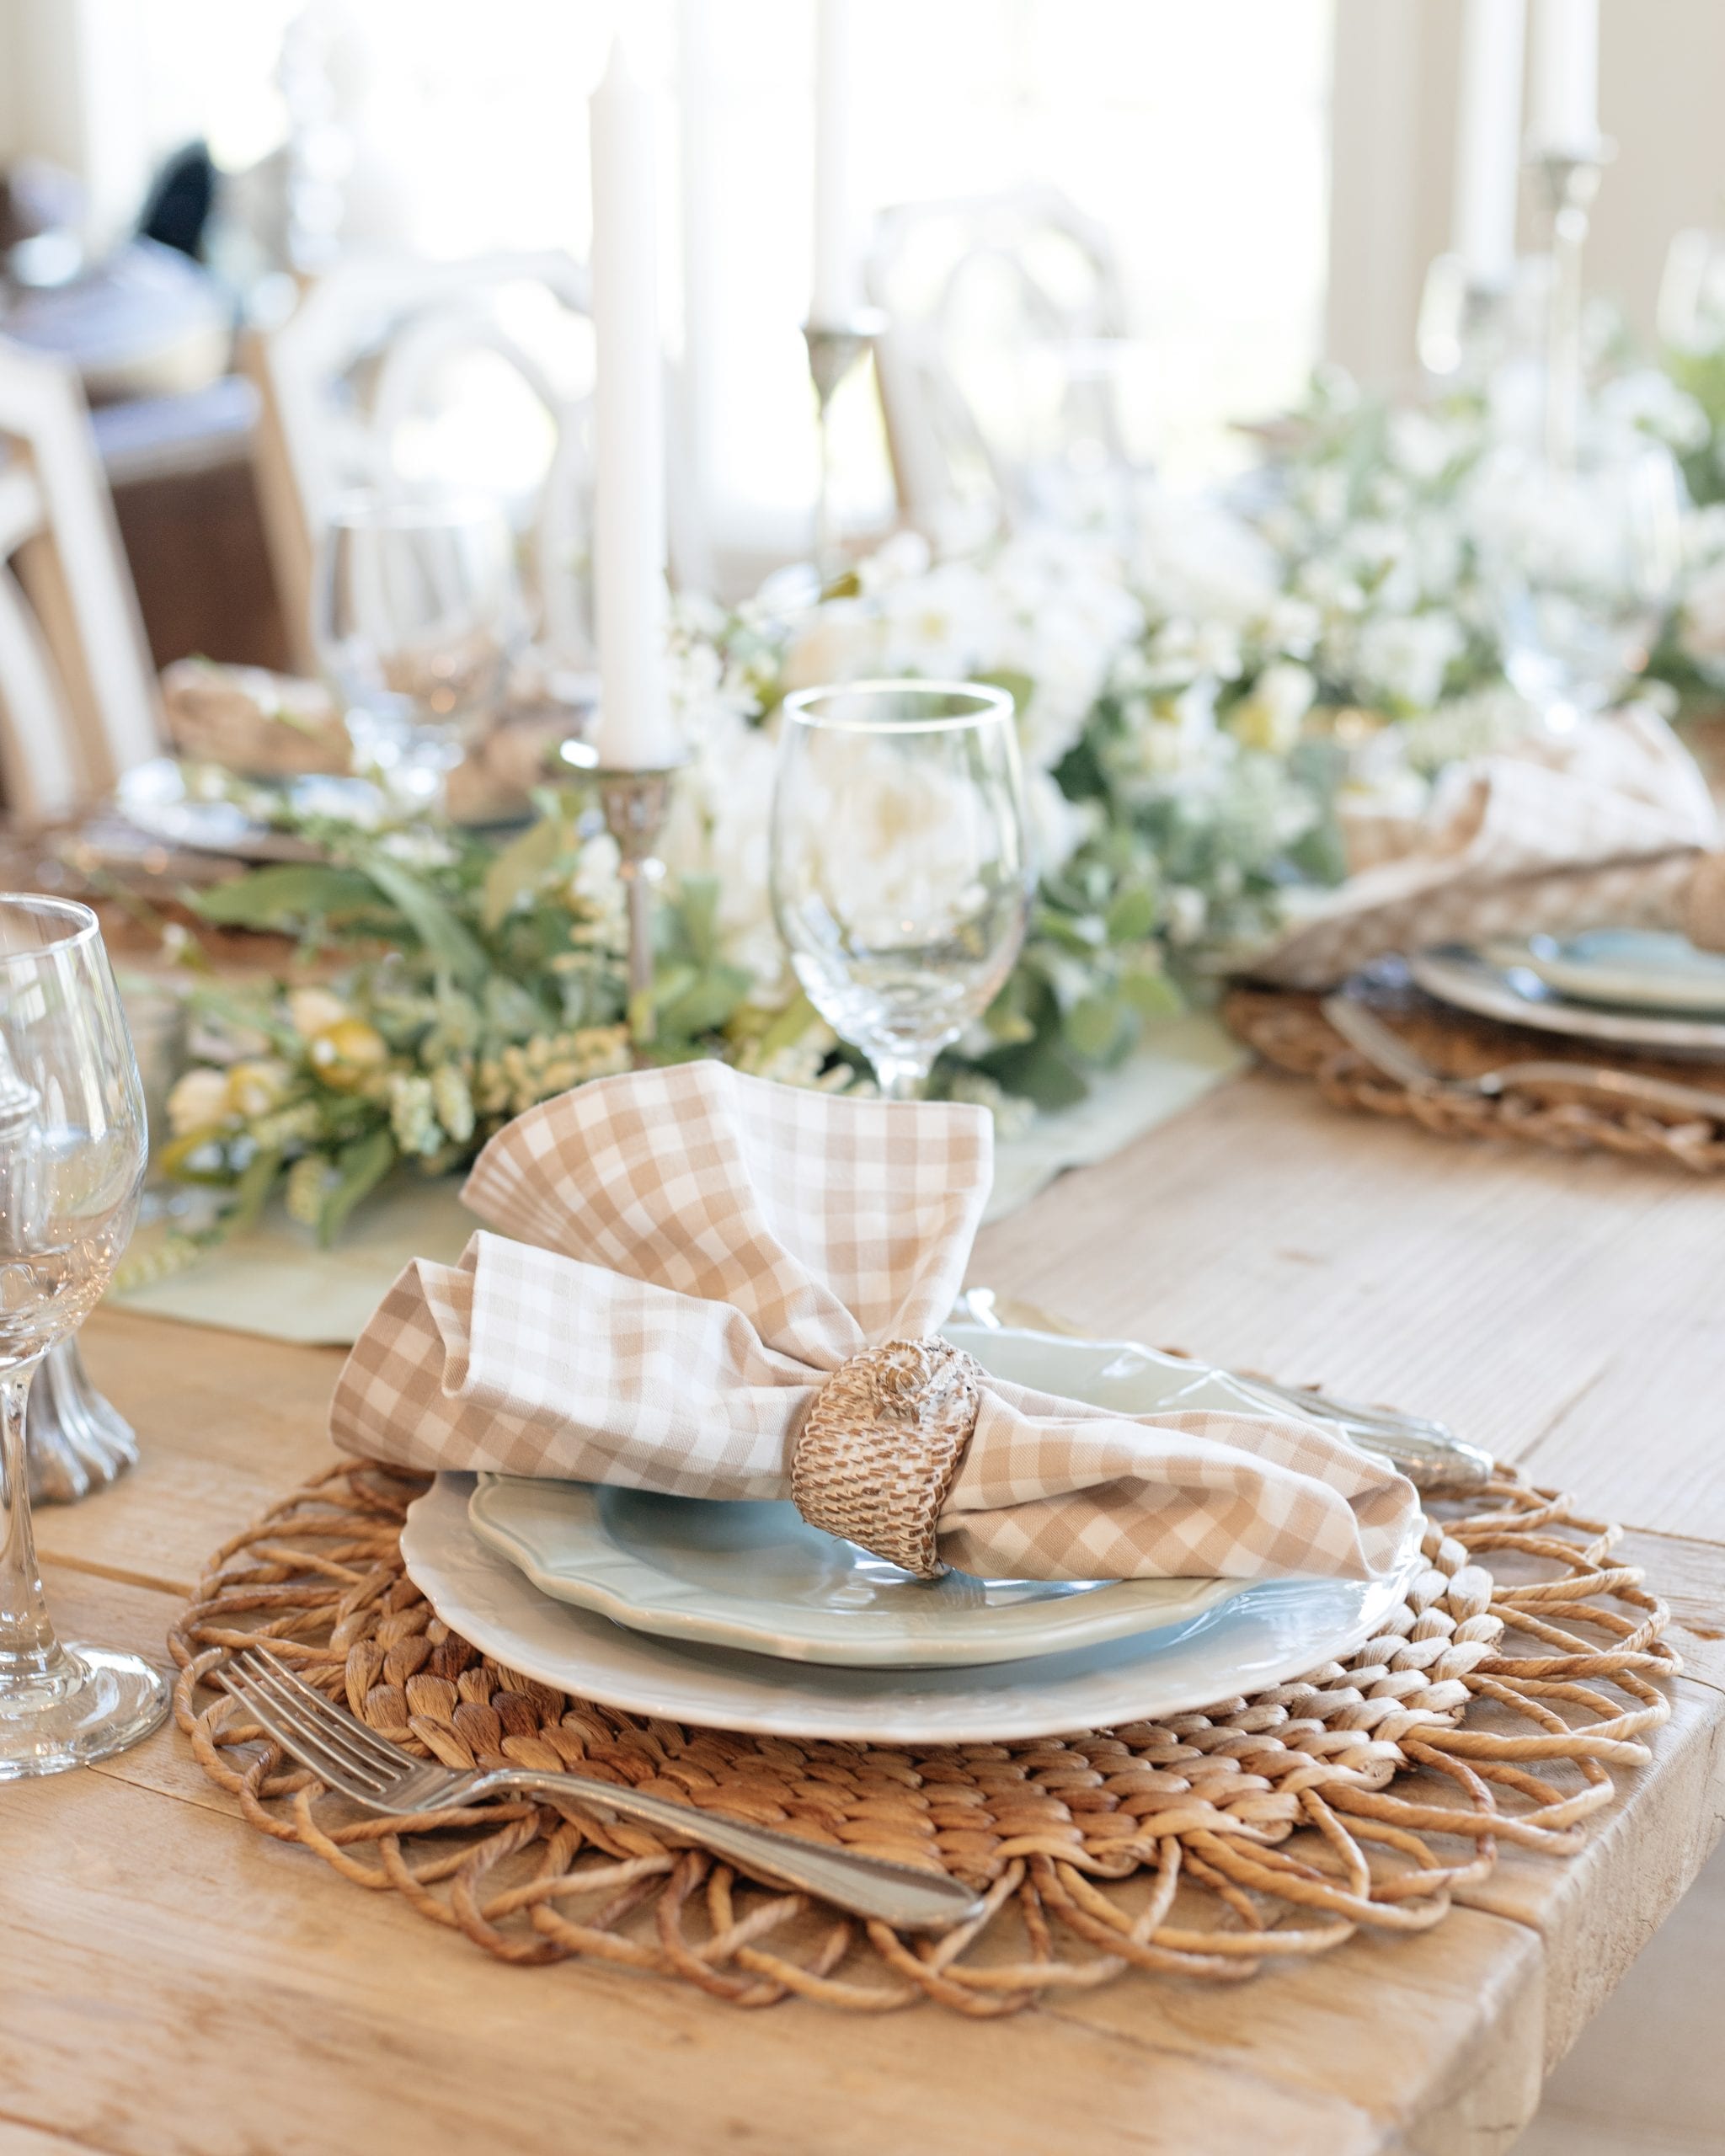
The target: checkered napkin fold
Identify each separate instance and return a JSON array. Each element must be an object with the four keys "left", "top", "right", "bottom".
[
  {"left": 1249, "top": 706, "right": 1725, "bottom": 990},
  {"left": 330, "top": 1062, "right": 1417, "bottom": 1585}
]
